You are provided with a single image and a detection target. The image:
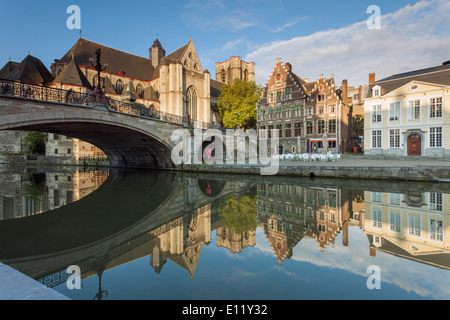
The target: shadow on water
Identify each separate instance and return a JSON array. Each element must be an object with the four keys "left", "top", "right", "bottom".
[{"left": 0, "top": 169, "right": 178, "bottom": 258}]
